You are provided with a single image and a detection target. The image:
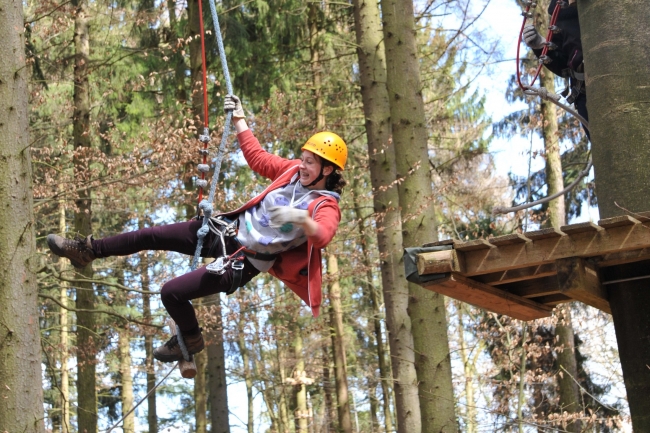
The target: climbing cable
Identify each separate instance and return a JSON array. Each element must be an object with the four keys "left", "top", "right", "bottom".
[
  {"left": 495, "top": 0, "right": 592, "bottom": 215},
  {"left": 104, "top": 362, "right": 179, "bottom": 433},
  {"left": 191, "top": 0, "right": 235, "bottom": 271}
]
